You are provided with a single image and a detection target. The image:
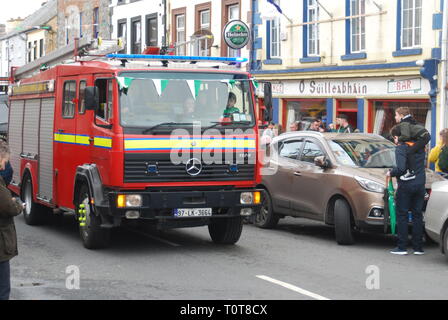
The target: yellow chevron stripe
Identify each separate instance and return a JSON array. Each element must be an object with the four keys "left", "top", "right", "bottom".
[
  {"left": 124, "top": 138, "right": 256, "bottom": 150},
  {"left": 94, "top": 137, "right": 113, "bottom": 148}
]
